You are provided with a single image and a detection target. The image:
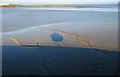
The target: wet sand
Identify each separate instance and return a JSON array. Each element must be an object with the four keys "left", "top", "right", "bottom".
[
  {"left": 2, "top": 22, "right": 118, "bottom": 75},
  {"left": 2, "top": 6, "right": 118, "bottom": 75},
  {"left": 2, "top": 46, "right": 118, "bottom": 75},
  {"left": 2, "top": 22, "right": 118, "bottom": 51}
]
